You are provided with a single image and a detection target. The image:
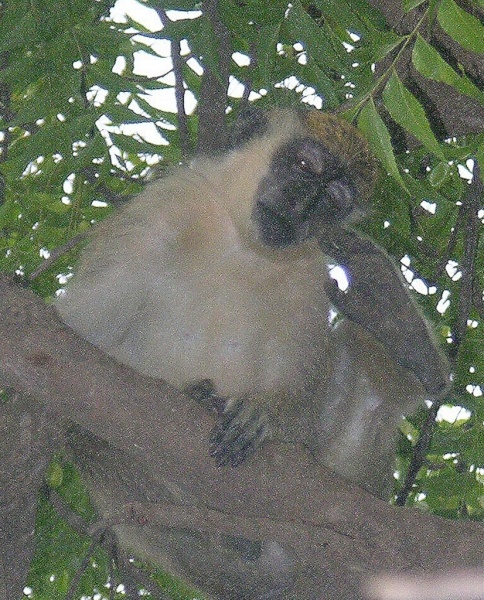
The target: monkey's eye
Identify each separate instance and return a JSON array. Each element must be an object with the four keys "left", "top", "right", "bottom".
[
  {"left": 297, "top": 156, "right": 313, "bottom": 173},
  {"left": 295, "top": 151, "right": 322, "bottom": 176}
]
